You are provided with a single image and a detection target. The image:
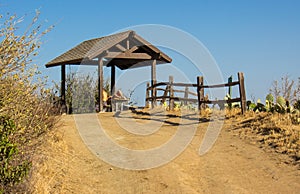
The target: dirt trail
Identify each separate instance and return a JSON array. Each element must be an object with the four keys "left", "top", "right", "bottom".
[{"left": 31, "top": 112, "right": 300, "bottom": 193}]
